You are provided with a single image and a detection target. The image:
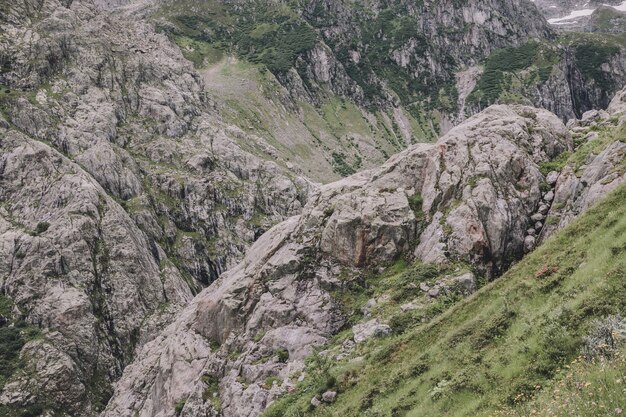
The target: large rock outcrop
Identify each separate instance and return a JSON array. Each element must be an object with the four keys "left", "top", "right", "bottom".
[
  {"left": 102, "top": 104, "right": 571, "bottom": 417},
  {"left": 0, "top": 127, "right": 192, "bottom": 415},
  {"left": 0, "top": 0, "right": 311, "bottom": 414},
  {"left": 539, "top": 86, "right": 626, "bottom": 241},
  {"left": 0, "top": 0, "right": 312, "bottom": 291}
]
